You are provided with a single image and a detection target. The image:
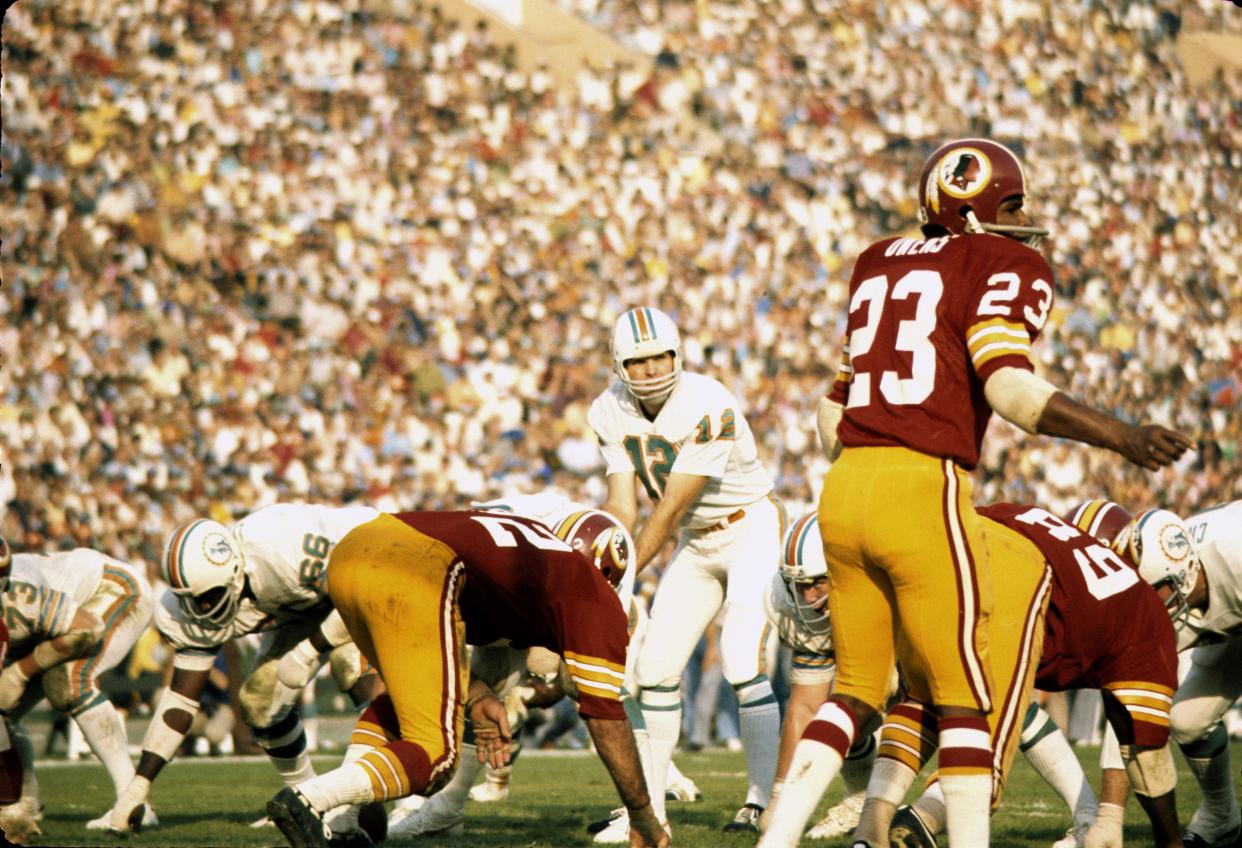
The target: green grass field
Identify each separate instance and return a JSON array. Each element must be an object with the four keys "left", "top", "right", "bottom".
[{"left": 27, "top": 744, "right": 1242, "bottom": 847}]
